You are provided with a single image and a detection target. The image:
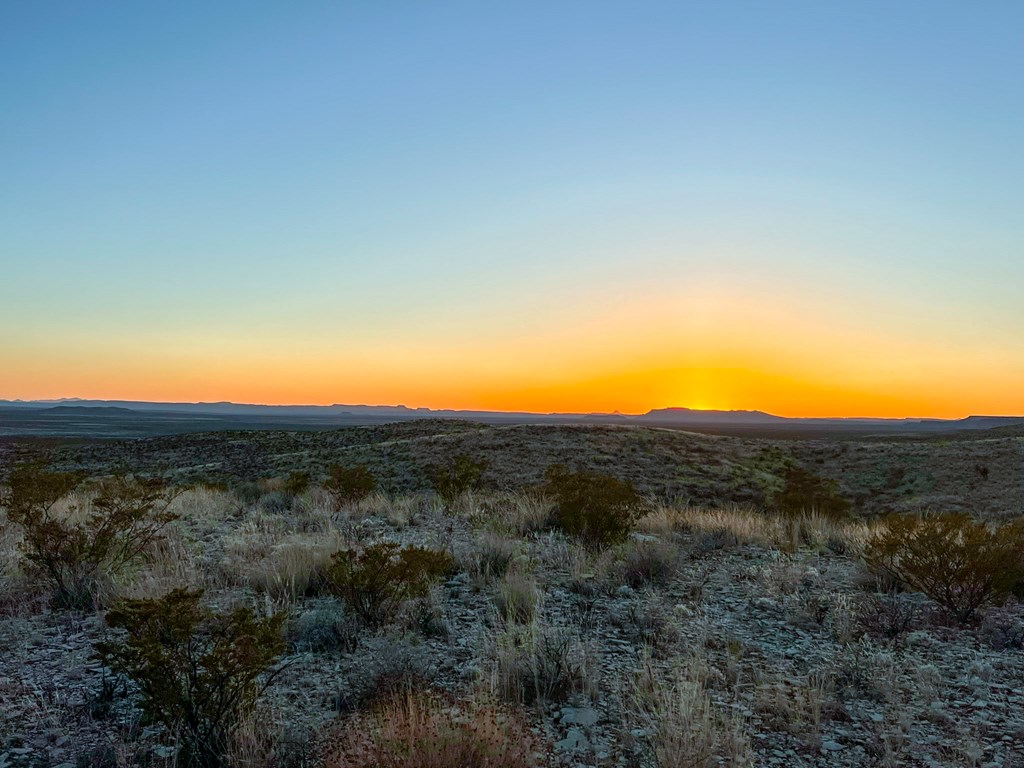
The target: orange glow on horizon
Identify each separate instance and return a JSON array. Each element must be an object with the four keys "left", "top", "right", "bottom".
[{"left": 4, "top": 286, "right": 1022, "bottom": 420}]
